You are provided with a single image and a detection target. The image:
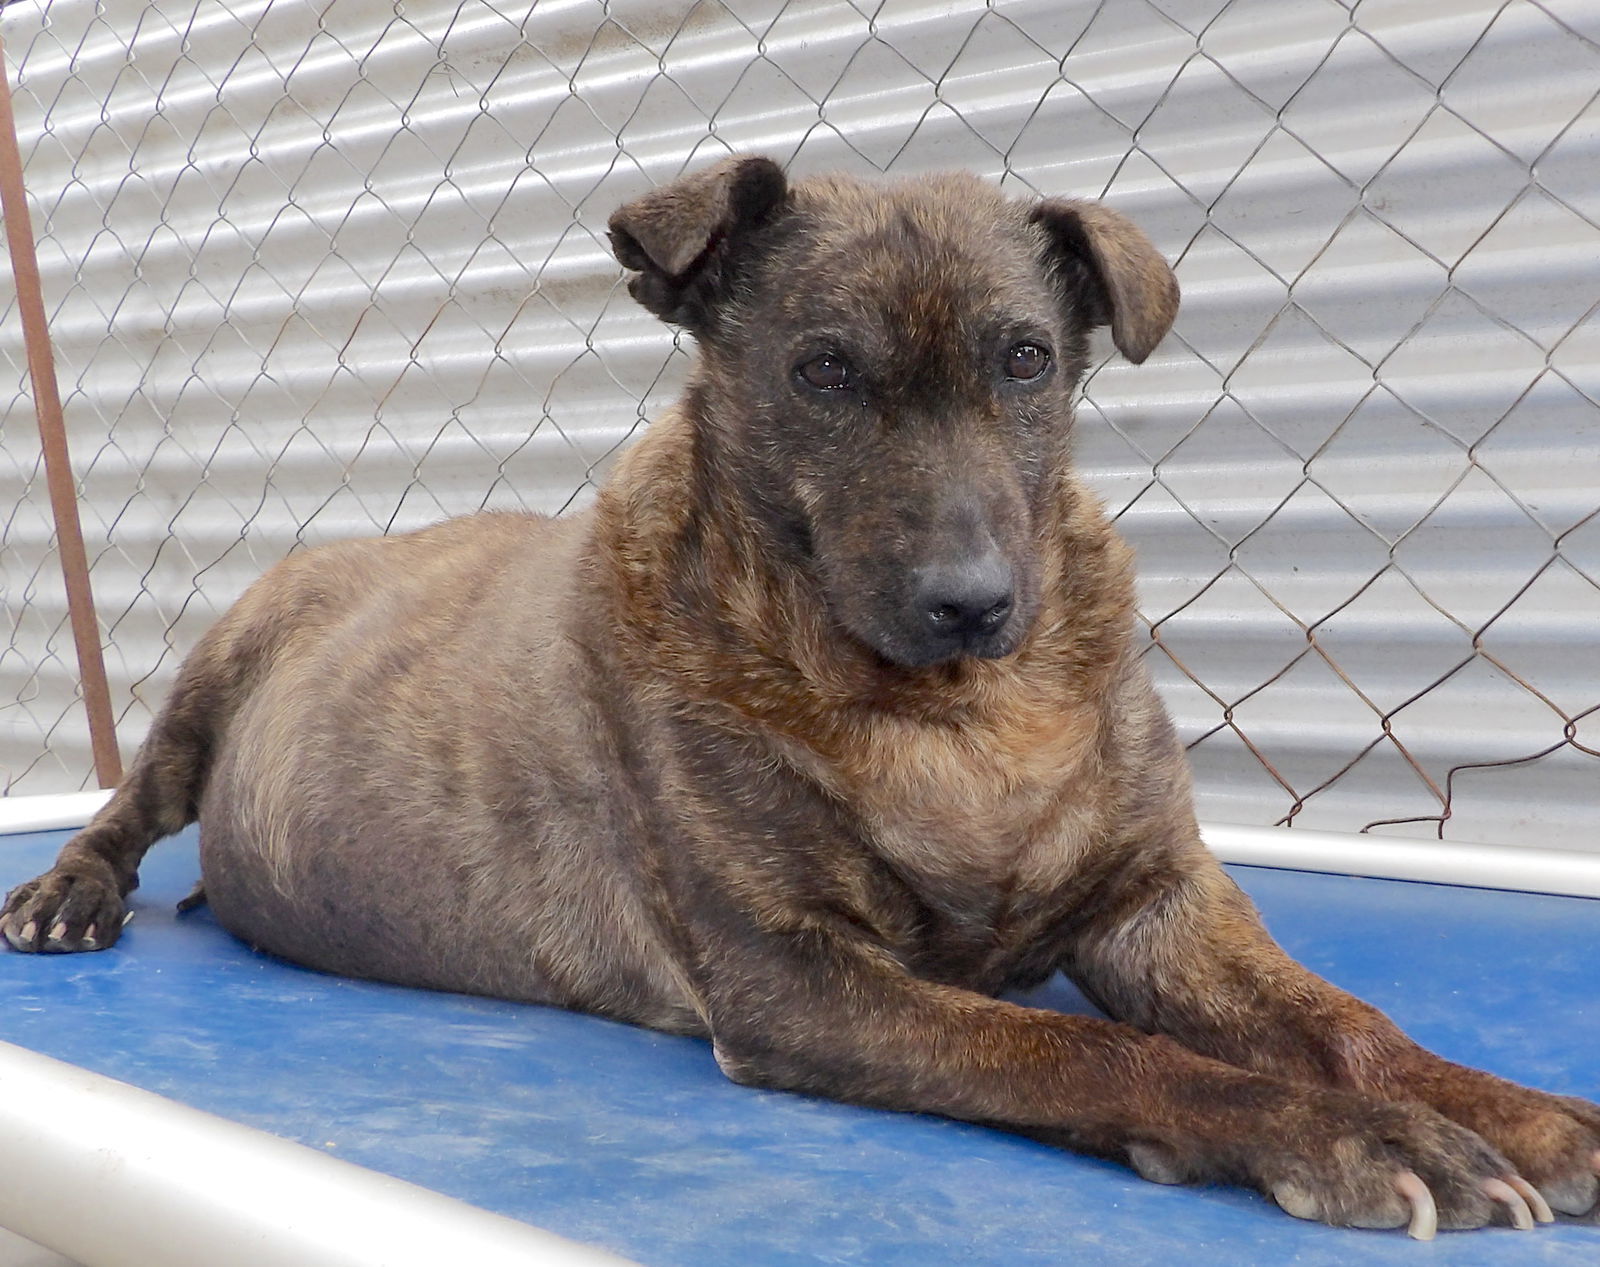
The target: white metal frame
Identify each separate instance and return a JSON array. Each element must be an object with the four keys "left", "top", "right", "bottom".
[
  {"left": 0, "top": 1040, "right": 637, "bottom": 1267},
  {"left": 1197, "top": 821, "right": 1600, "bottom": 900}
]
